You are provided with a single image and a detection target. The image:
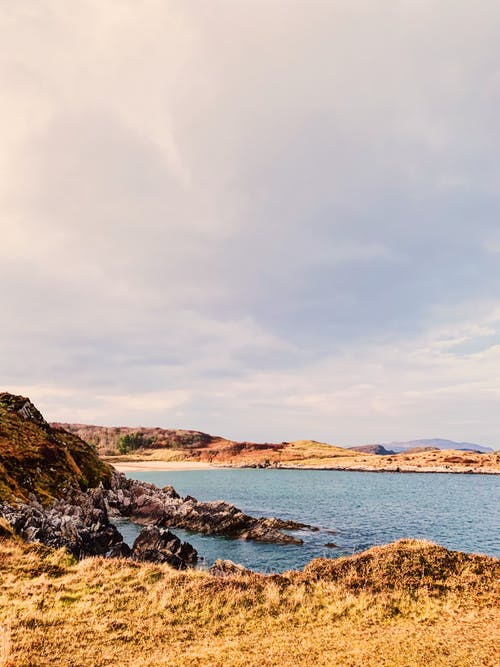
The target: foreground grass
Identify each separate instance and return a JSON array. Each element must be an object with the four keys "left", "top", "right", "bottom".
[{"left": 0, "top": 537, "right": 498, "bottom": 667}]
